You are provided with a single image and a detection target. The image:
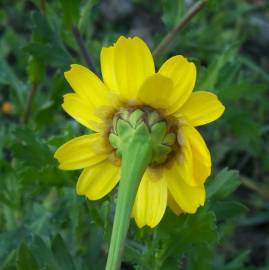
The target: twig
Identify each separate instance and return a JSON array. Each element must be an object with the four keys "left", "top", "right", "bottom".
[
  {"left": 72, "top": 26, "right": 97, "bottom": 74},
  {"left": 241, "top": 176, "right": 269, "bottom": 201},
  {"left": 40, "top": 0, "right": 46, "bottom": 14},
  {"left": 22, "top": 83, "right": 37, "bottom": 125},
  {"left": 153, "top": 0, "right": 208, "bottom": 58}
]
